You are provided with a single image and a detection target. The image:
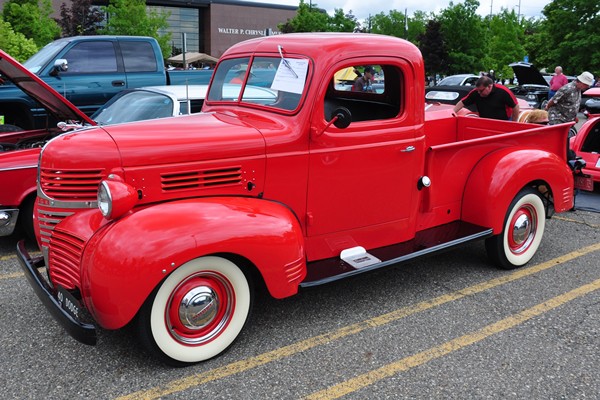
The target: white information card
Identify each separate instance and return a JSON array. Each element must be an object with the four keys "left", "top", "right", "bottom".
[{"left": 271, "top": 58, "right": 309, "bottom": 94}]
